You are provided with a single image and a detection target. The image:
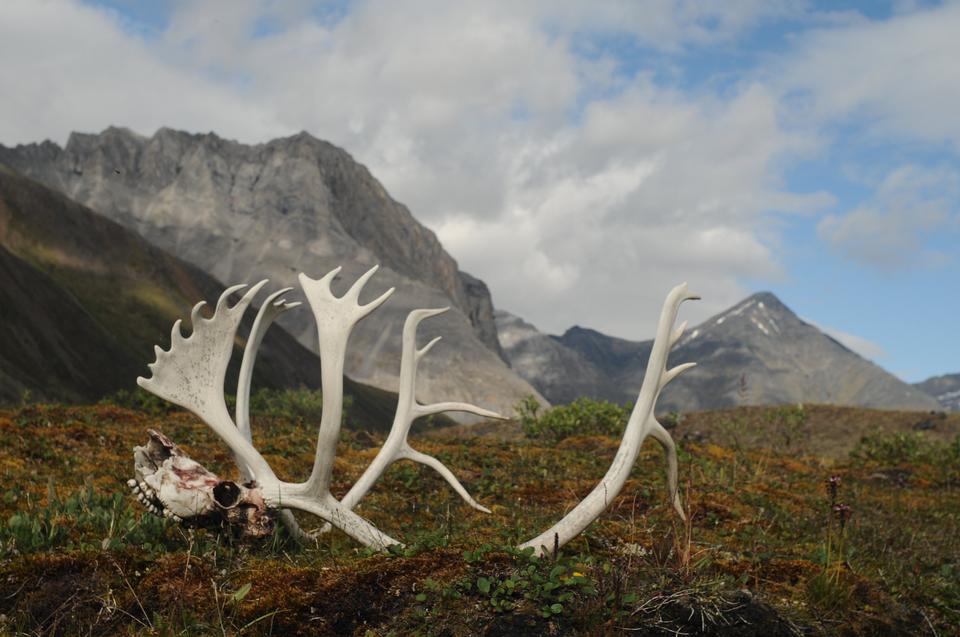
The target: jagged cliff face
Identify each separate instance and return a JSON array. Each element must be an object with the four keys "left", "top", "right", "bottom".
[
  {"left": 498, "top": 292, "right": 942, "bottom": 412},
  {"left": 0, "top": 128, "right": 537, "bottom": 418}
]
